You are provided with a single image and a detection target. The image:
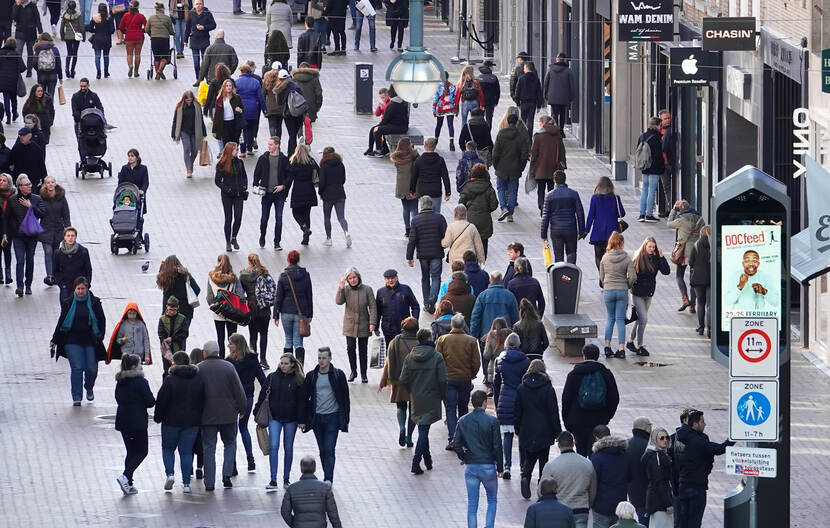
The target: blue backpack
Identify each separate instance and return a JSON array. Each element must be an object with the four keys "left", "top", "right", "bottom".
[{"left": 577, "top": 370, "right": 607, "bottom": 410}]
